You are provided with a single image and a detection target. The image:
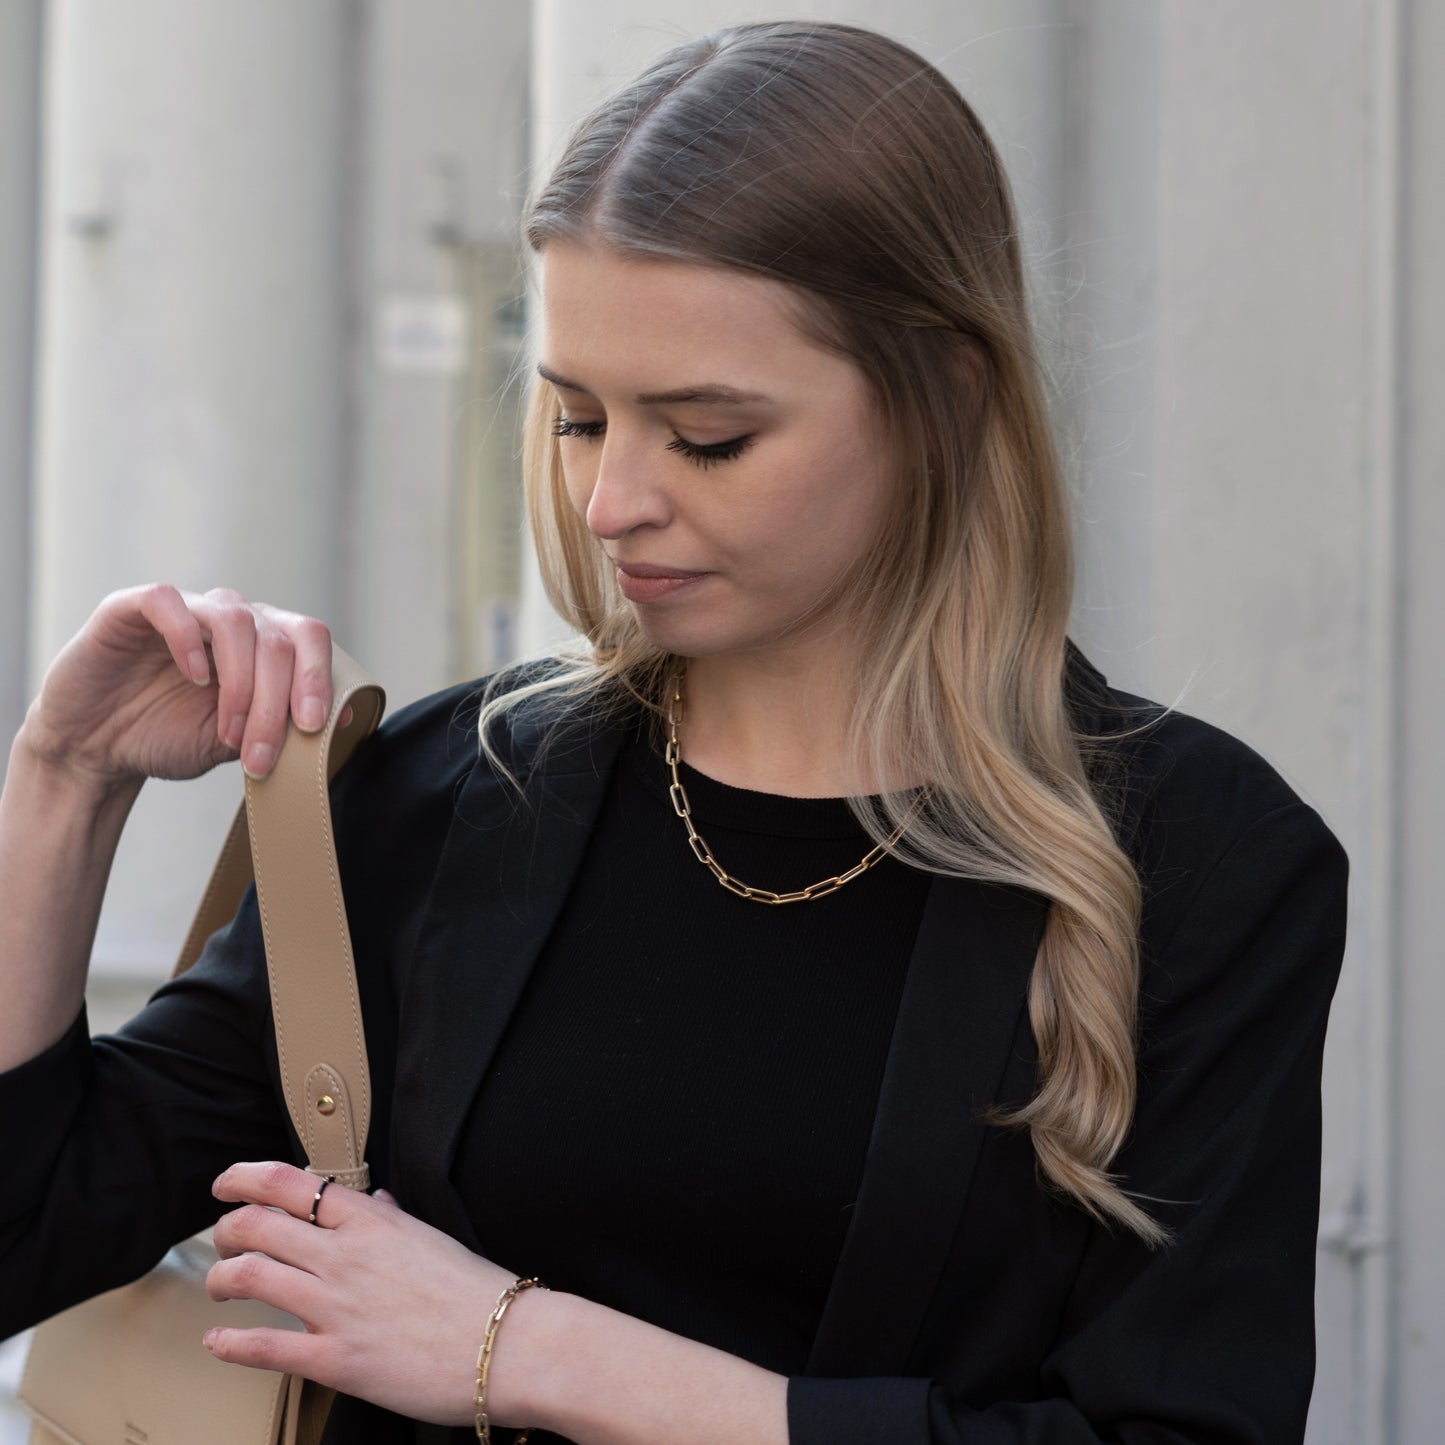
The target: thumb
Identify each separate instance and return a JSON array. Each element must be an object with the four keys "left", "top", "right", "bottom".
[{"left": 371, "top": 1187, "right": 400, "bottom": 1208}]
